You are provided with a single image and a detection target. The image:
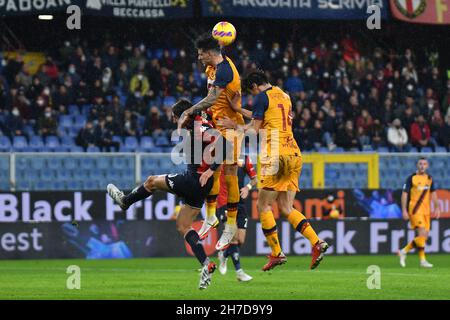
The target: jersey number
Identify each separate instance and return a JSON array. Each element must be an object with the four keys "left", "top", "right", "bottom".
[{"left": 277, "top": 104, "right": 292, "bottom": 131}]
